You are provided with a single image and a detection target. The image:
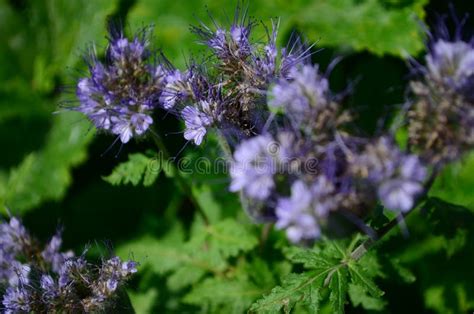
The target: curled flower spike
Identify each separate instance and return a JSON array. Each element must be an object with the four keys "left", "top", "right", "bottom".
[
  {"left": 74, "top": 27, "right": 166, "bottom": 143},
  {"left": 352, "top": 137, "right": 427, "bottom": 212},
  {"left": 408, "top": 16, "right": 474, "bottom": 164},
  {"left": 426, "top": 40, "right": 474, "bottom": 98},
  {"left": 0, "top": 217, "right": 137, "bottom": 313},
  {"left": 169, "top": 8, "right": 312, "bottom": 146},
  {"left": 270, "top": 65, "right": 329, "bottom": 123}
]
